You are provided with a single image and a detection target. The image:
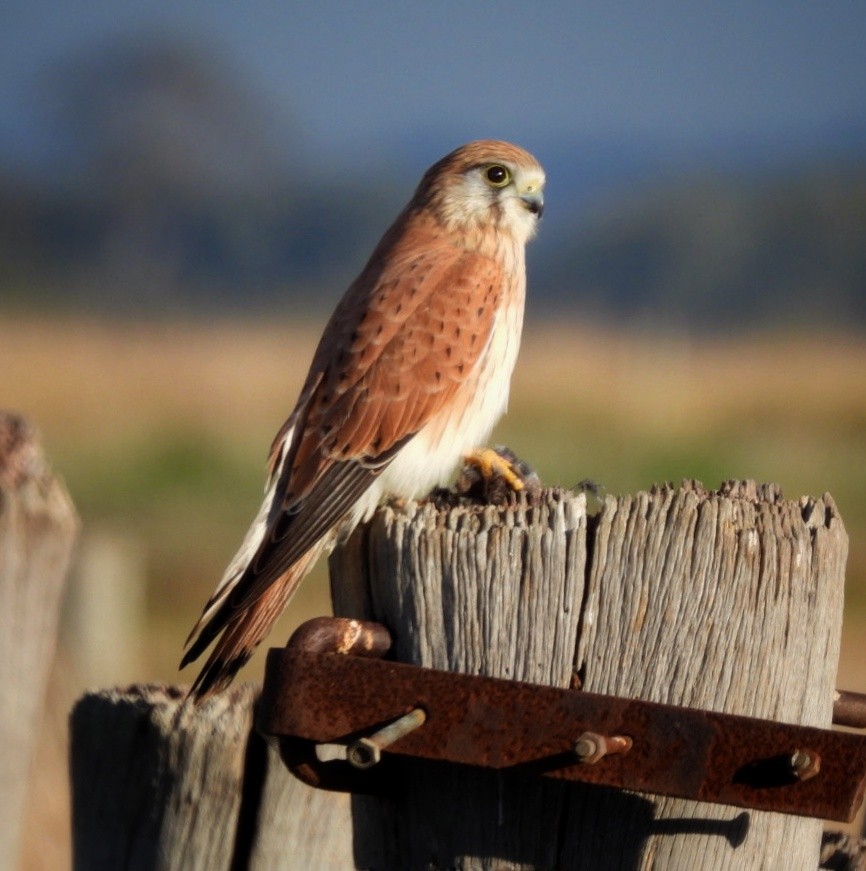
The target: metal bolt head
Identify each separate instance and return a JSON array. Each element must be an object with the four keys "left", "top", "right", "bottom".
[
  {"left": 573, "top": 731, "right": 632, "bottom": 764},
  {"left": 574, "top": 732, "right": 604, "bottom": 764},
  {"left": 790, "top": 748, "right": 821, "bottom": 781},
  {"left": 347, "top": 738, "right": 381, "bottom": 769}
]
